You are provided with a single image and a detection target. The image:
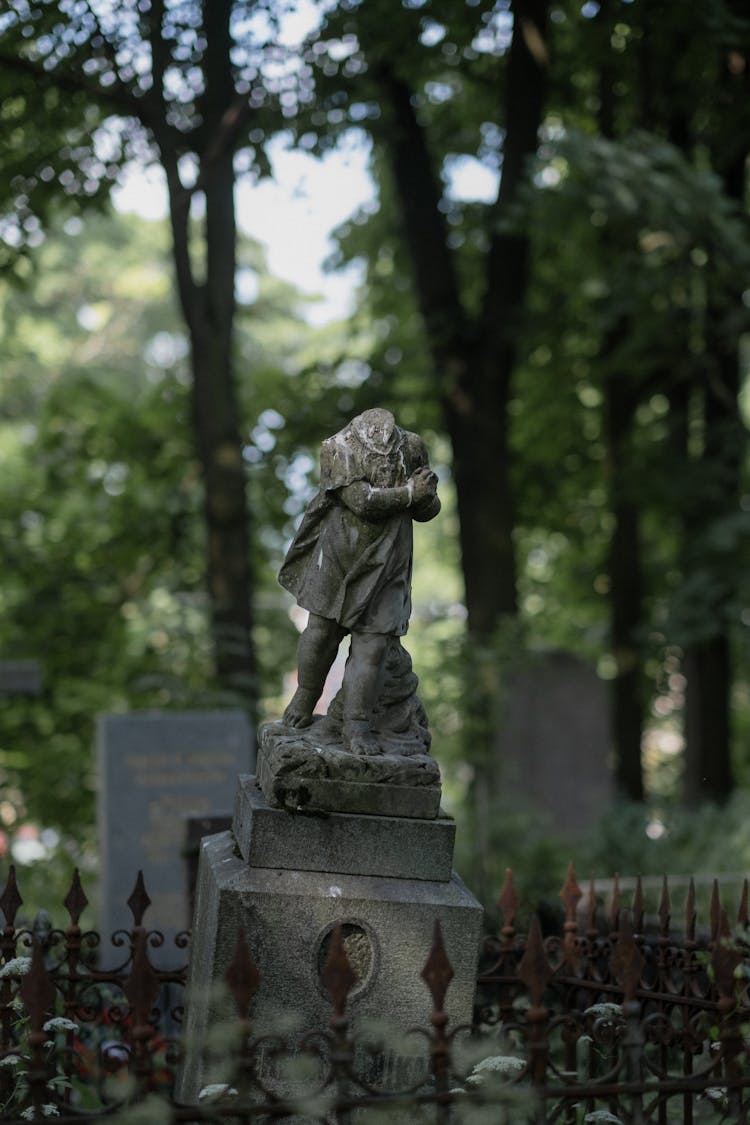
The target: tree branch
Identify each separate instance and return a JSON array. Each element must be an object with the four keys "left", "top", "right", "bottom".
[{"left": 0, "top": 48, "right": 139, "bottom": 119}]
